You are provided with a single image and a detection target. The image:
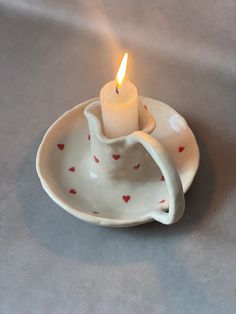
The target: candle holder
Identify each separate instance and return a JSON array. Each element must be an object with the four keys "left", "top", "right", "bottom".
[{"left": 36, "top": 97, "right": 199, "bottom": 227}]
